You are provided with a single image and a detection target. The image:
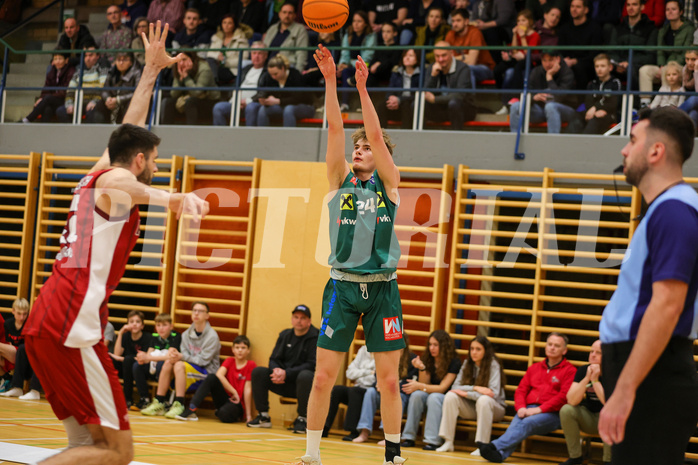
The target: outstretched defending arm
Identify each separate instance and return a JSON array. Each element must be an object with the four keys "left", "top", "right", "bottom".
[
  {"left": 355, "top": 56, "right": 400, "bottom": 203},
  {"left": 90, "top": 21, "right": 184, "bottom": 174},
  {"left": 314, "top": 44, "right": 350, "bottom": 190}
]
